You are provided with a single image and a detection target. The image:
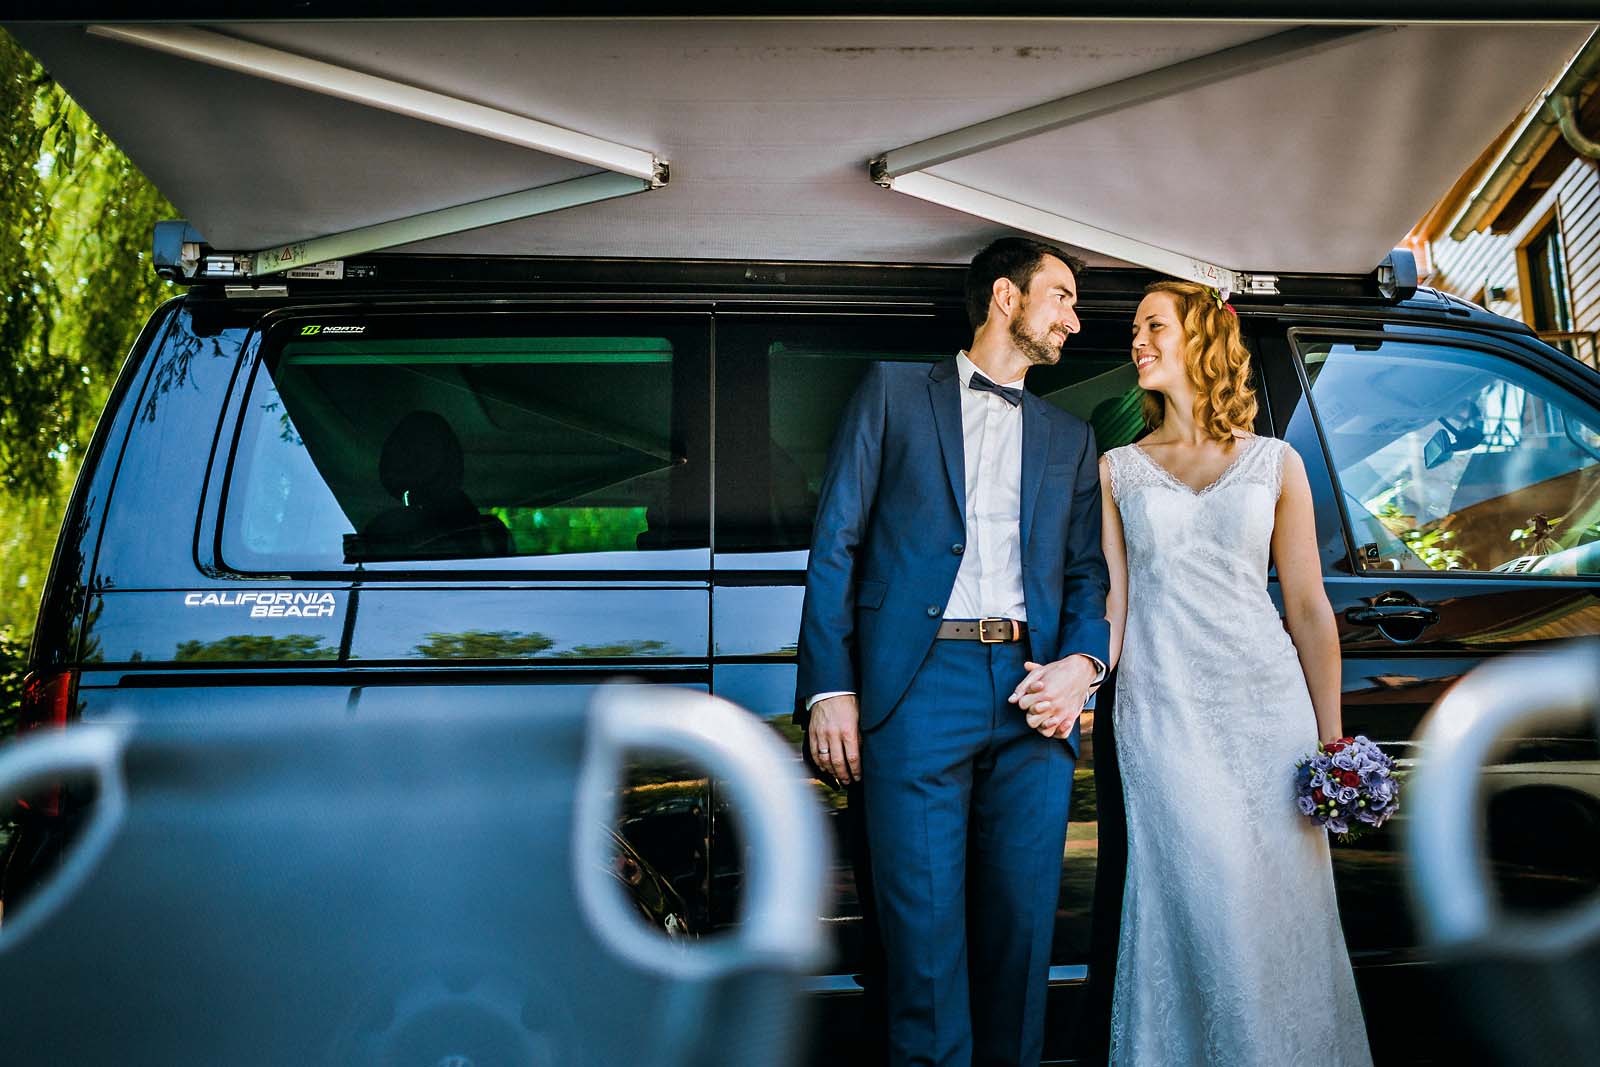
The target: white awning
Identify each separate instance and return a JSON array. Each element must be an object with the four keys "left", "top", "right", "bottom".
[{"left": 8, "top": 19, "right": 1595, "bottom": 276}]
